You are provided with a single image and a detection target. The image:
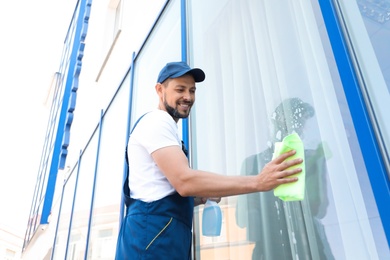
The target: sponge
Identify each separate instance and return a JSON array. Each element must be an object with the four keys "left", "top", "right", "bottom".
[{"left": 273, "top": 132, "right": 305, "bottom": 201}]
